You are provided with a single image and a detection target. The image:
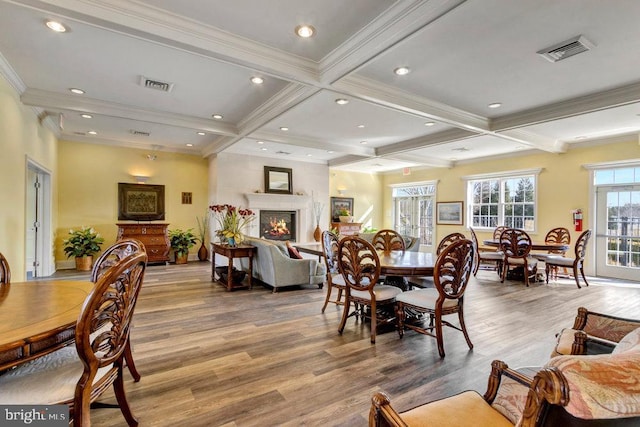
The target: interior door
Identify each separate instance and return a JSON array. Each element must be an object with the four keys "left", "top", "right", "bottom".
[
  {"left": 25, "top": 168, "right": 38, "bottom": 279},
  {"left": 595, "top": 185, "right": 640, "bottom": 280}
]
